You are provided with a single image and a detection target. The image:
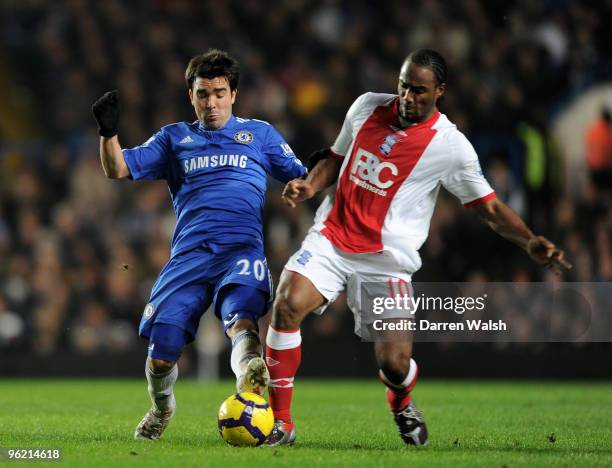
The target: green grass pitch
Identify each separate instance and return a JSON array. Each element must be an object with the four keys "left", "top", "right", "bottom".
[{"left": 1, "top": 379, "right": 611, "bottom": 467}]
